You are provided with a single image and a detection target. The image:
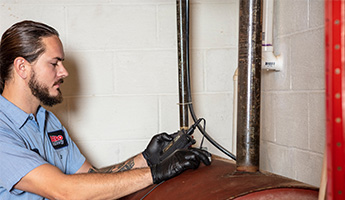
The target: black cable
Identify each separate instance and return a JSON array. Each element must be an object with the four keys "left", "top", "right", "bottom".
[
  {"left": 189, "top": 104, "right": 236, "bottom": 160},
  {"left": 185, "top": 0, "right": 236, "bottom": 161},
  {"left": 199, "top": 119, "right": 206, "bottom": 149}
]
